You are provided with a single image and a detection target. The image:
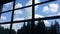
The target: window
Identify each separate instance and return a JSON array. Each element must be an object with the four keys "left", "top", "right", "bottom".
[
  {"left": 35, "top": 0, "right": 60, "bottom": 18},
  {"left": 0, "top": 12, "right": 12, "bottom": 23},
  {"left": 13, "top": 7, "right": 32, "bottom": 21},
  {"left": 2, "top": 2, "right": 13, "bottom": 12},
  {"left": 0, "top": 0, "right": 59, "bottom": 34},
  {"left": 0, "top": 24, "right": 10, "bottom": 34}
]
